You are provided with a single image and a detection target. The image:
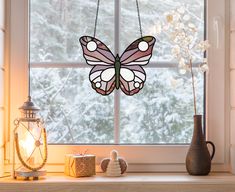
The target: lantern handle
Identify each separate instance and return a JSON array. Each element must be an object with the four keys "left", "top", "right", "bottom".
[{"left": 14, "top": 128, "right": 48, "bottom": 171}]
